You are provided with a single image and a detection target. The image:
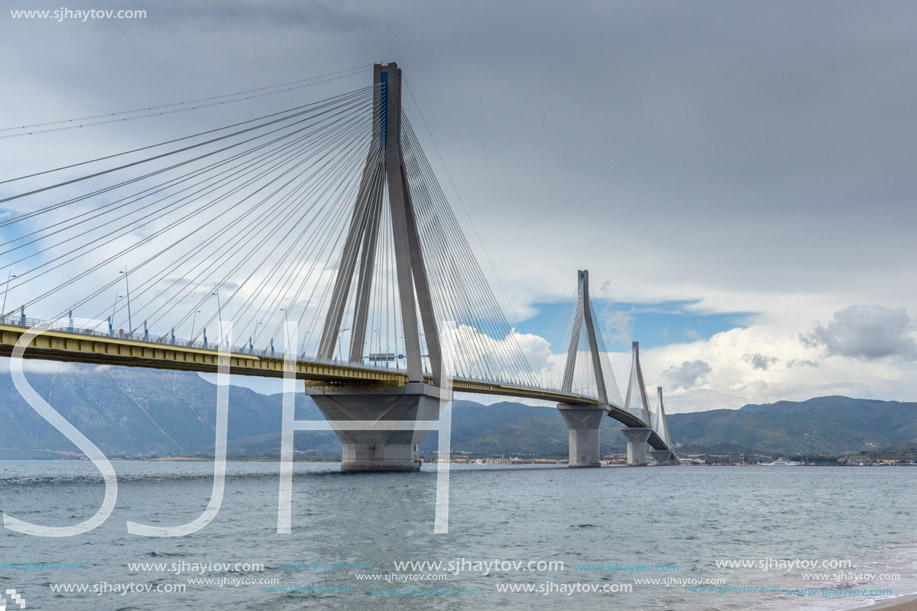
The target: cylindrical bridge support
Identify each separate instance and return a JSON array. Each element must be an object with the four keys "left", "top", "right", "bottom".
[
  {"left": 558, "top": 406, "right": 606, "bottom": 467},
  {"left": 621, "top": 426, "right": 652, "bottom": 466}
]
